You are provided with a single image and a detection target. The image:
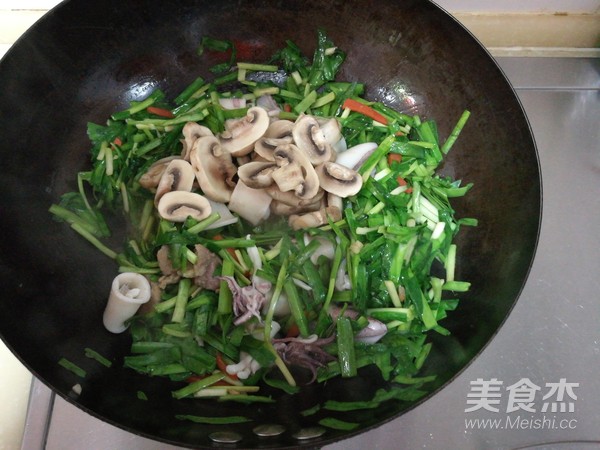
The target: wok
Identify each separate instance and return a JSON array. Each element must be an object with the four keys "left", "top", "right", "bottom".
[{"left": 0, "top": 0, "right": 540, "bottom": 448}]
